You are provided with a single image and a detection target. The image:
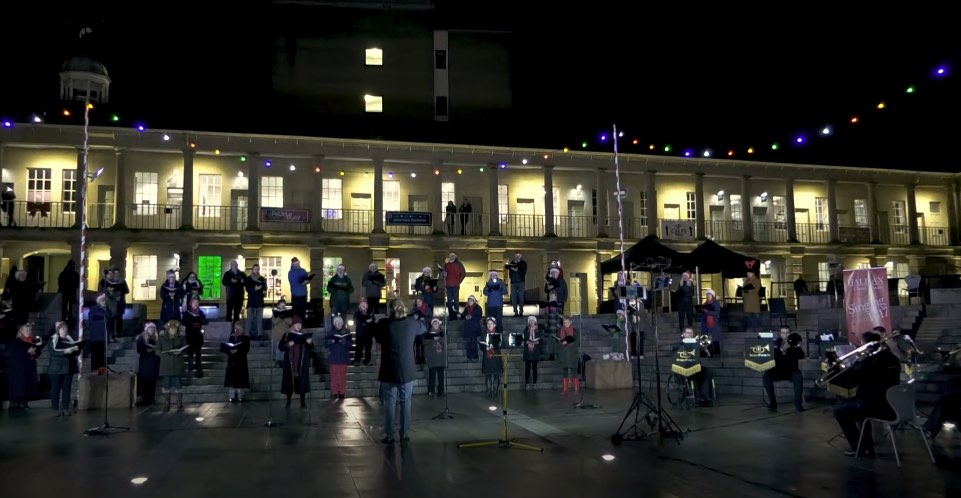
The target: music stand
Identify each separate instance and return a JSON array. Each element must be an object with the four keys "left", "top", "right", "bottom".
[
  {"left": 264, "top": 335, "right": 282, "bottom": 428},
  {"left": 458, "top": 348, "right": 543, "bottom": 452},
  {"left": 742, "top": 332, "right": 776, "bottom": 412},
  {"left": 83, "top": 365, "right": 131, "bottom": 437},
  {"left": 433, "top": 308, "right": 461, "bottom": 420},
  {"left": 572, "top": 314, "right": 601, "bottom": 409}
]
